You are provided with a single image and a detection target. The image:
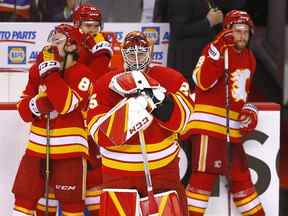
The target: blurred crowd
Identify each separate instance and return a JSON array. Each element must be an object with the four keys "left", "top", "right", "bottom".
[
  {"left": 0, "top": 0, "right": 151, "bottom": 22},
  {"left": 0, "top": 0, "right": 269, "bottom": 24}
]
